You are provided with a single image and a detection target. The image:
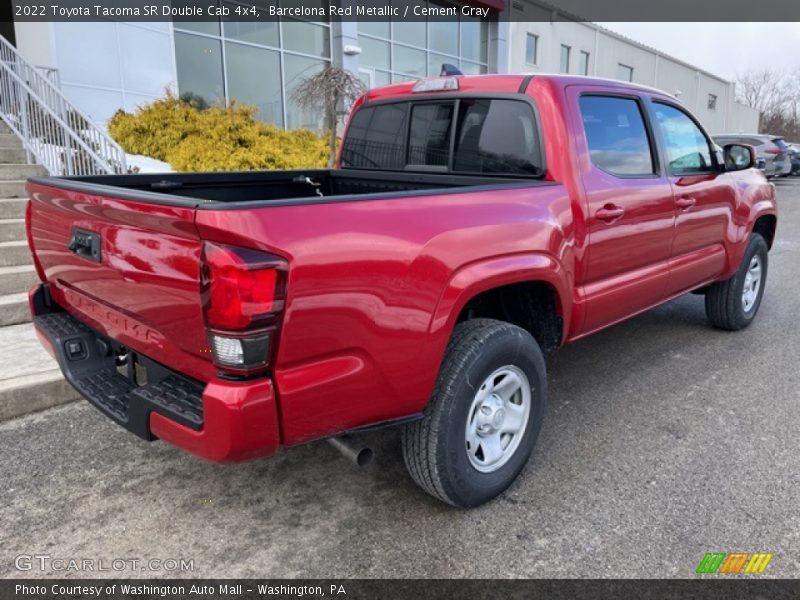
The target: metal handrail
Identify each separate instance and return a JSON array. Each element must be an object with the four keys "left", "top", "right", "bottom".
[{"left": 0, "top": 34, "right": 127, "bottom": 175}]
